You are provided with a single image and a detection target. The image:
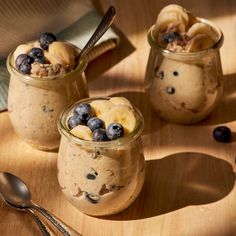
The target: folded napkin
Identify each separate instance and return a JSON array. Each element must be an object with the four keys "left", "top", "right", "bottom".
[{"left": 0, "top": 0, "right": 119, "bottom": 112}]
